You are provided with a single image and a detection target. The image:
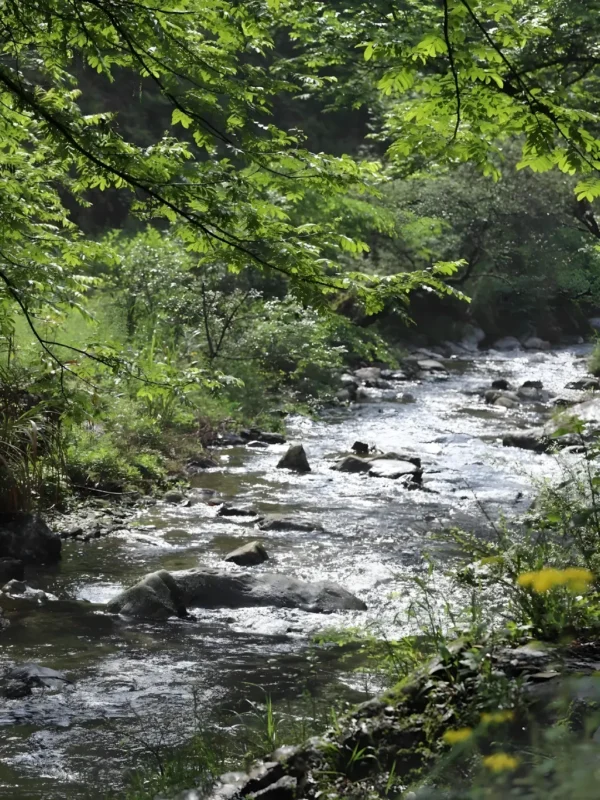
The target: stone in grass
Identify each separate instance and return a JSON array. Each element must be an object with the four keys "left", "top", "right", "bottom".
[
  {"left": 276, "top": 445, "right": 311, "bottom": 473},
  {"left": 225, "top": 541, "right": 269, "bottom": 566}
]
